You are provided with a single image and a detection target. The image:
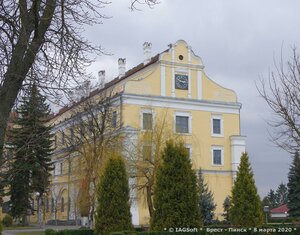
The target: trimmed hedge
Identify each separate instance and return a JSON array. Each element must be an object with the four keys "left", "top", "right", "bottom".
[
  {"left": 2, "top": 214, "right": 13, "bottom": 227},
  {"left": 110, "top": 228, "right": 300, "bottom": 235},
  {"left": 45, "top": 229, "right": 93, "bottom": 235}
]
